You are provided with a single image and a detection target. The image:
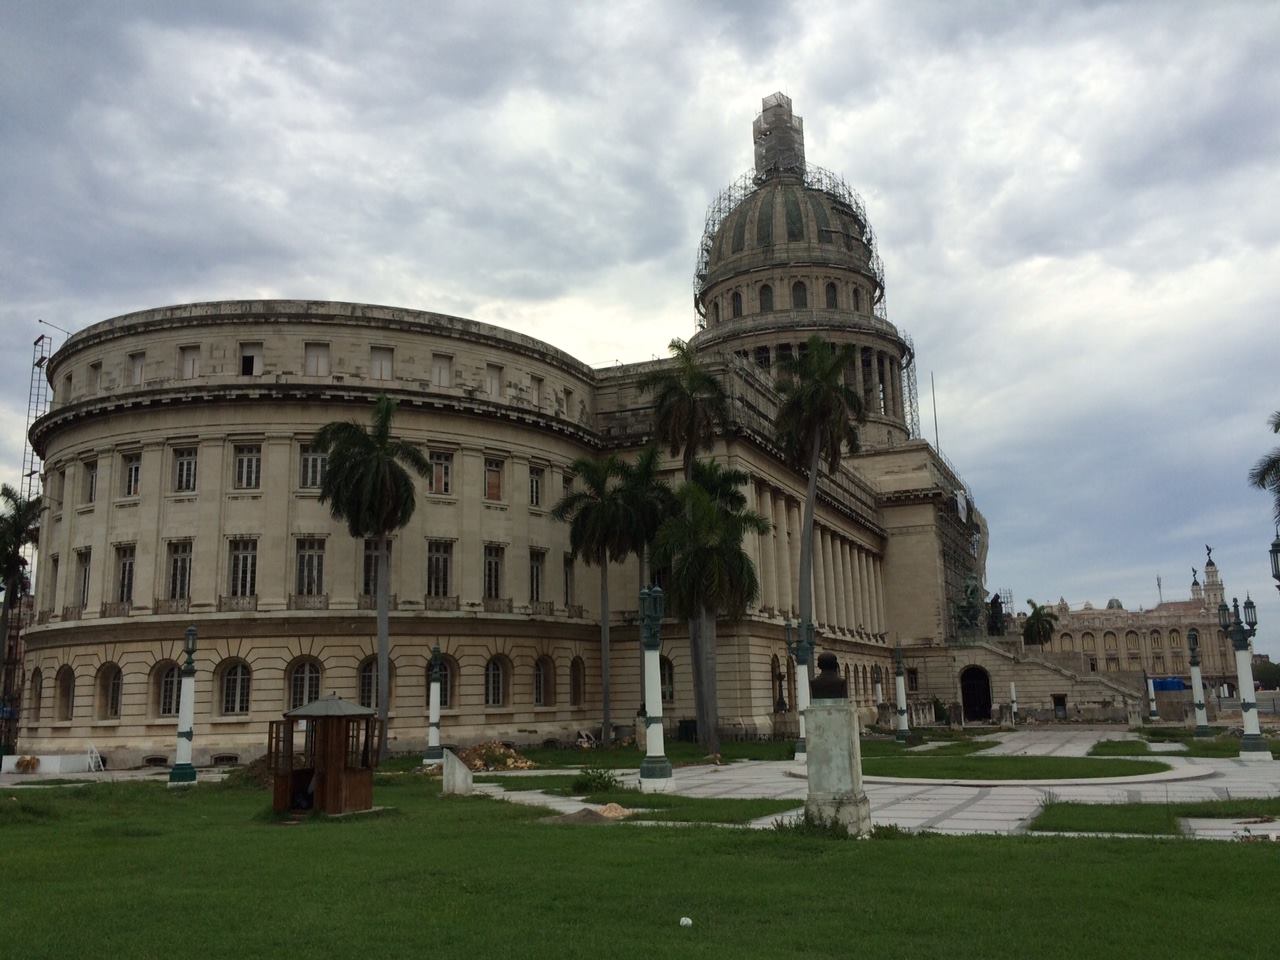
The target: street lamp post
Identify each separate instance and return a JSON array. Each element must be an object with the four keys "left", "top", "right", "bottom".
[
  {"left": 638, "top": 586, "right": 673, "bottom": 792},
  {"left": 1009, "top": 681, "right": 1019, "bottom": 725},
  {"left": 893, "top": 644, "right": 910, "bottom": 742},
  {"left": 168, "top": 627, "right": 198, "bottom": 788},
  {"left": 785, "top": 619, "right": 815, "bottom": 759},
  {"left": 1187, "top": 628, "right": 1210, "bottom": 737},
  {"left": 1270, "top": 528, "right": 1280, "bottom": 594},
  {"left": 1218, "top": 596, "right": 1268, "bottom": 754},
  {"left": 423, "top": 644, "right": 444, "bottom": 765},
  {"left": 1145, "top": 670, "right": 1159, "bottom": 722}
]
